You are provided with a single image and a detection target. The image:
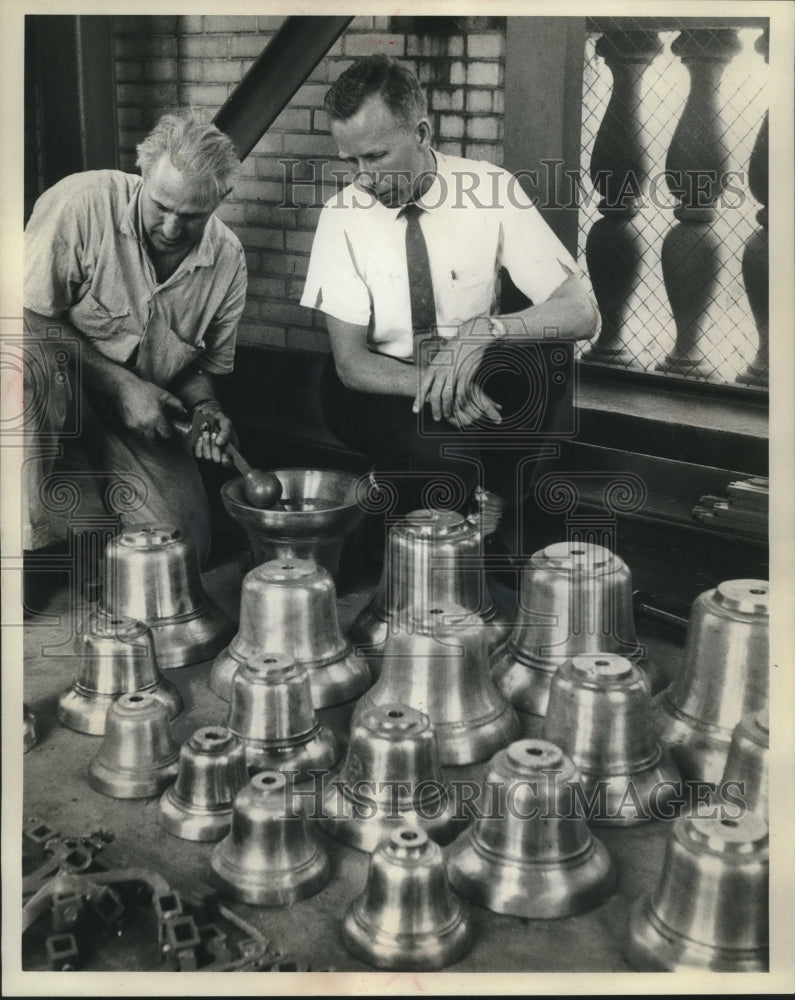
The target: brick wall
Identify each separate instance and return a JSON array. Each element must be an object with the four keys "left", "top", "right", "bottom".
[{"left": 113, "top": 15, "right": 506, "bottom": 354}]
